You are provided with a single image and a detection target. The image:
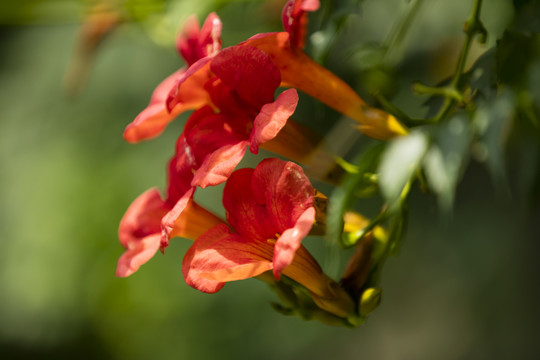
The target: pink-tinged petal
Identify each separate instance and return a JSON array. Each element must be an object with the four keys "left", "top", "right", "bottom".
[
  {"left": 176, "top": 12, "right": 222, "bottom": 66},
  {"left": 210, "top": 45, "right": 280, "bottom": 109},
  {"left": 166, "top": 56, "right": 214, "bottom": 113},
  {"left": 282, "top": 0, "right": 320, "bottom": 49},
  {"left": 183, "top": 224, "right": 274, "bottom": 293},
  {"left": 251, "top": 158, "right": 314, "bottom": 231},
  {"left": 242, "top": 33, "right": 408, "bottom": 140},
  {"left": 191, "top": 140, "right": 249, "bottom": 188},
  {"left": 116, "top": 234, "right": 161, "bottom": 277},
  {"left": 300, "top": 0, "right": 320, "bottom": 11},
  {"left": 118, "top": 188, "right": 169, "bottom": 248},
  {"left": 160, "top": 187, "right": 194, "bottom": 249},
  {"left": 116, "top": 188, "right": 170, "bottom": 277},
  {"left": 272, "top": 207, "right": 315, "bottom": 279},
  {"left": 124, "top": 68, "right": 186, "bottom": 143},
  {"left": 250, "top": 88, "right": 298, "bottom": 154}
]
